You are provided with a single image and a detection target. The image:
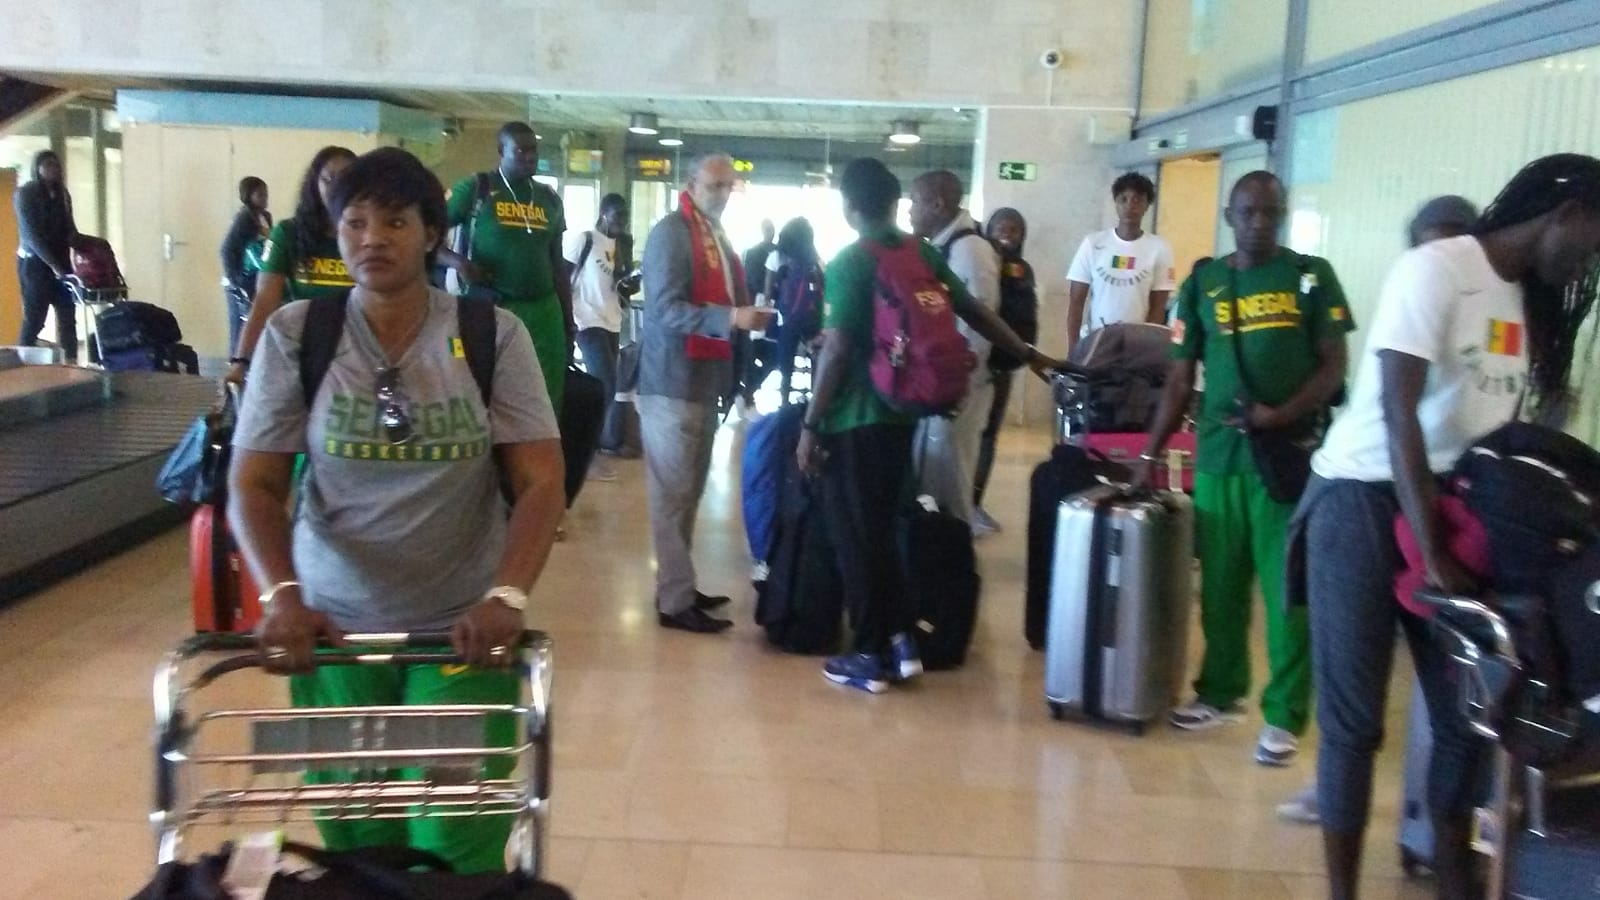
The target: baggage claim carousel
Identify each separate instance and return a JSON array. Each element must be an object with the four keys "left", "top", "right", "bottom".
[{"left": 0, "top": 362, "right": 214, "bottom": 602}]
